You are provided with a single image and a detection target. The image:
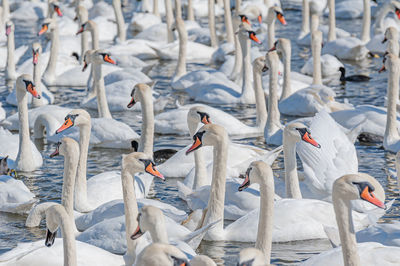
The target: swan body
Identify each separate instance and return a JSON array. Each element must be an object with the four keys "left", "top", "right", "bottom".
[
  {"left": 0, "top": 174, "right": 36, "bottom": 214},
  {"left": 301, "top": 54, "right": 344, "bottom": 78},
  {"left": 151, "top": 39, "right": 215, "bottom": 62},
  {"left": 322, "top": 37, "right": 370, "bottom": 61}
]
